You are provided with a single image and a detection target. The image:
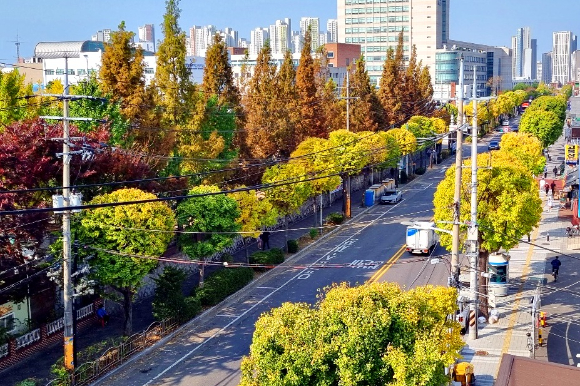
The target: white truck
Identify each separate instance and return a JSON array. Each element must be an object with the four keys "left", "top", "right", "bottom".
[{"left": 405, "top": 221, "right": 438, "bottom": 255}]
